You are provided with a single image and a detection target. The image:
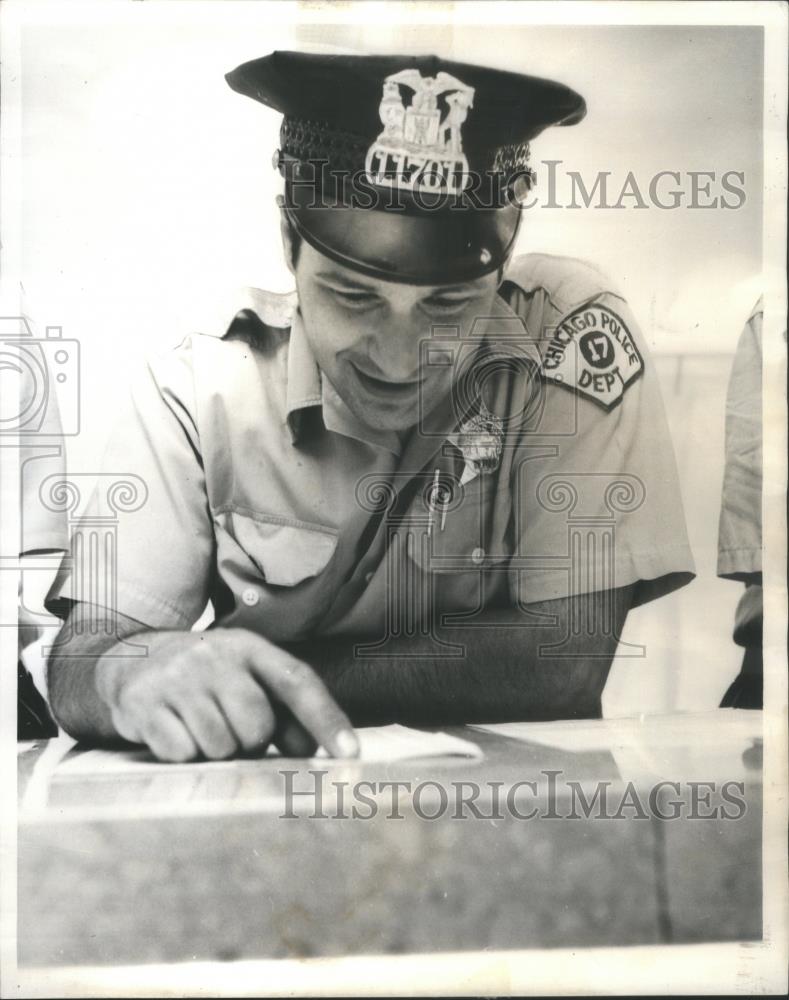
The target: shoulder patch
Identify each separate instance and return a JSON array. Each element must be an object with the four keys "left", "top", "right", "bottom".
[{"left": 540, "top": 303, "right": 644, "bottom": 411}]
